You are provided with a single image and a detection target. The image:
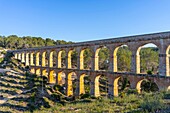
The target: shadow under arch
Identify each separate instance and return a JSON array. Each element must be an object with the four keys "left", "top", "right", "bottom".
[
  {"left": 136, "top": 79, "right": 159, "bottom": 93},
  {"left": 99, "top": 74, "right": 109, "bottom": 96},
  {"left": 136, "top": 79, "right": 148, "bottom": 93}
]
